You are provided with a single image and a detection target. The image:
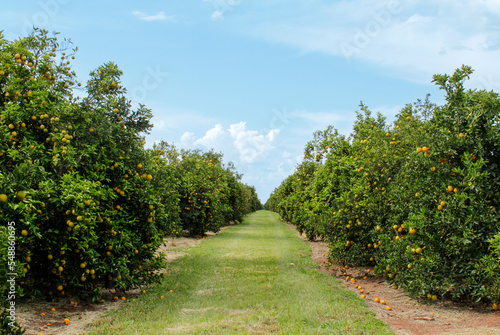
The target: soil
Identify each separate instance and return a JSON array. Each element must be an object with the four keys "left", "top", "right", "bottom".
[
  {"left": 14, "top": 222, "right": 500, "bottom": 335},
  {"left": 15, "top": 234, "right": 209, "bottom": 335},
  {"left": 286, "top": 223, "right": 500, "bottom": 335}
]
